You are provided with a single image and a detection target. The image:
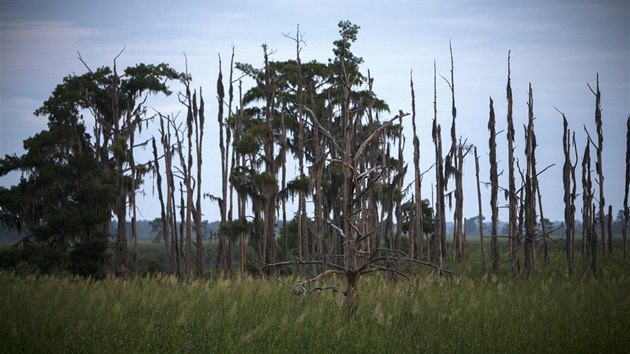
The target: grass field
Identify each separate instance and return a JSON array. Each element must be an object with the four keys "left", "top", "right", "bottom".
[{"left": 2, "top": 244, "right": 629, "bottom": 353}]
